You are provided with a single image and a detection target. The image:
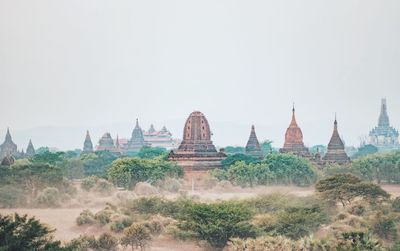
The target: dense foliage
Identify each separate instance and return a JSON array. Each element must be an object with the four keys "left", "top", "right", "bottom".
[
  {"left": 213, "top": 153, "right": 317, "bottom": 186},
  {"left": 107, "top": 157, "right": 183, "bottom": 189}
]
